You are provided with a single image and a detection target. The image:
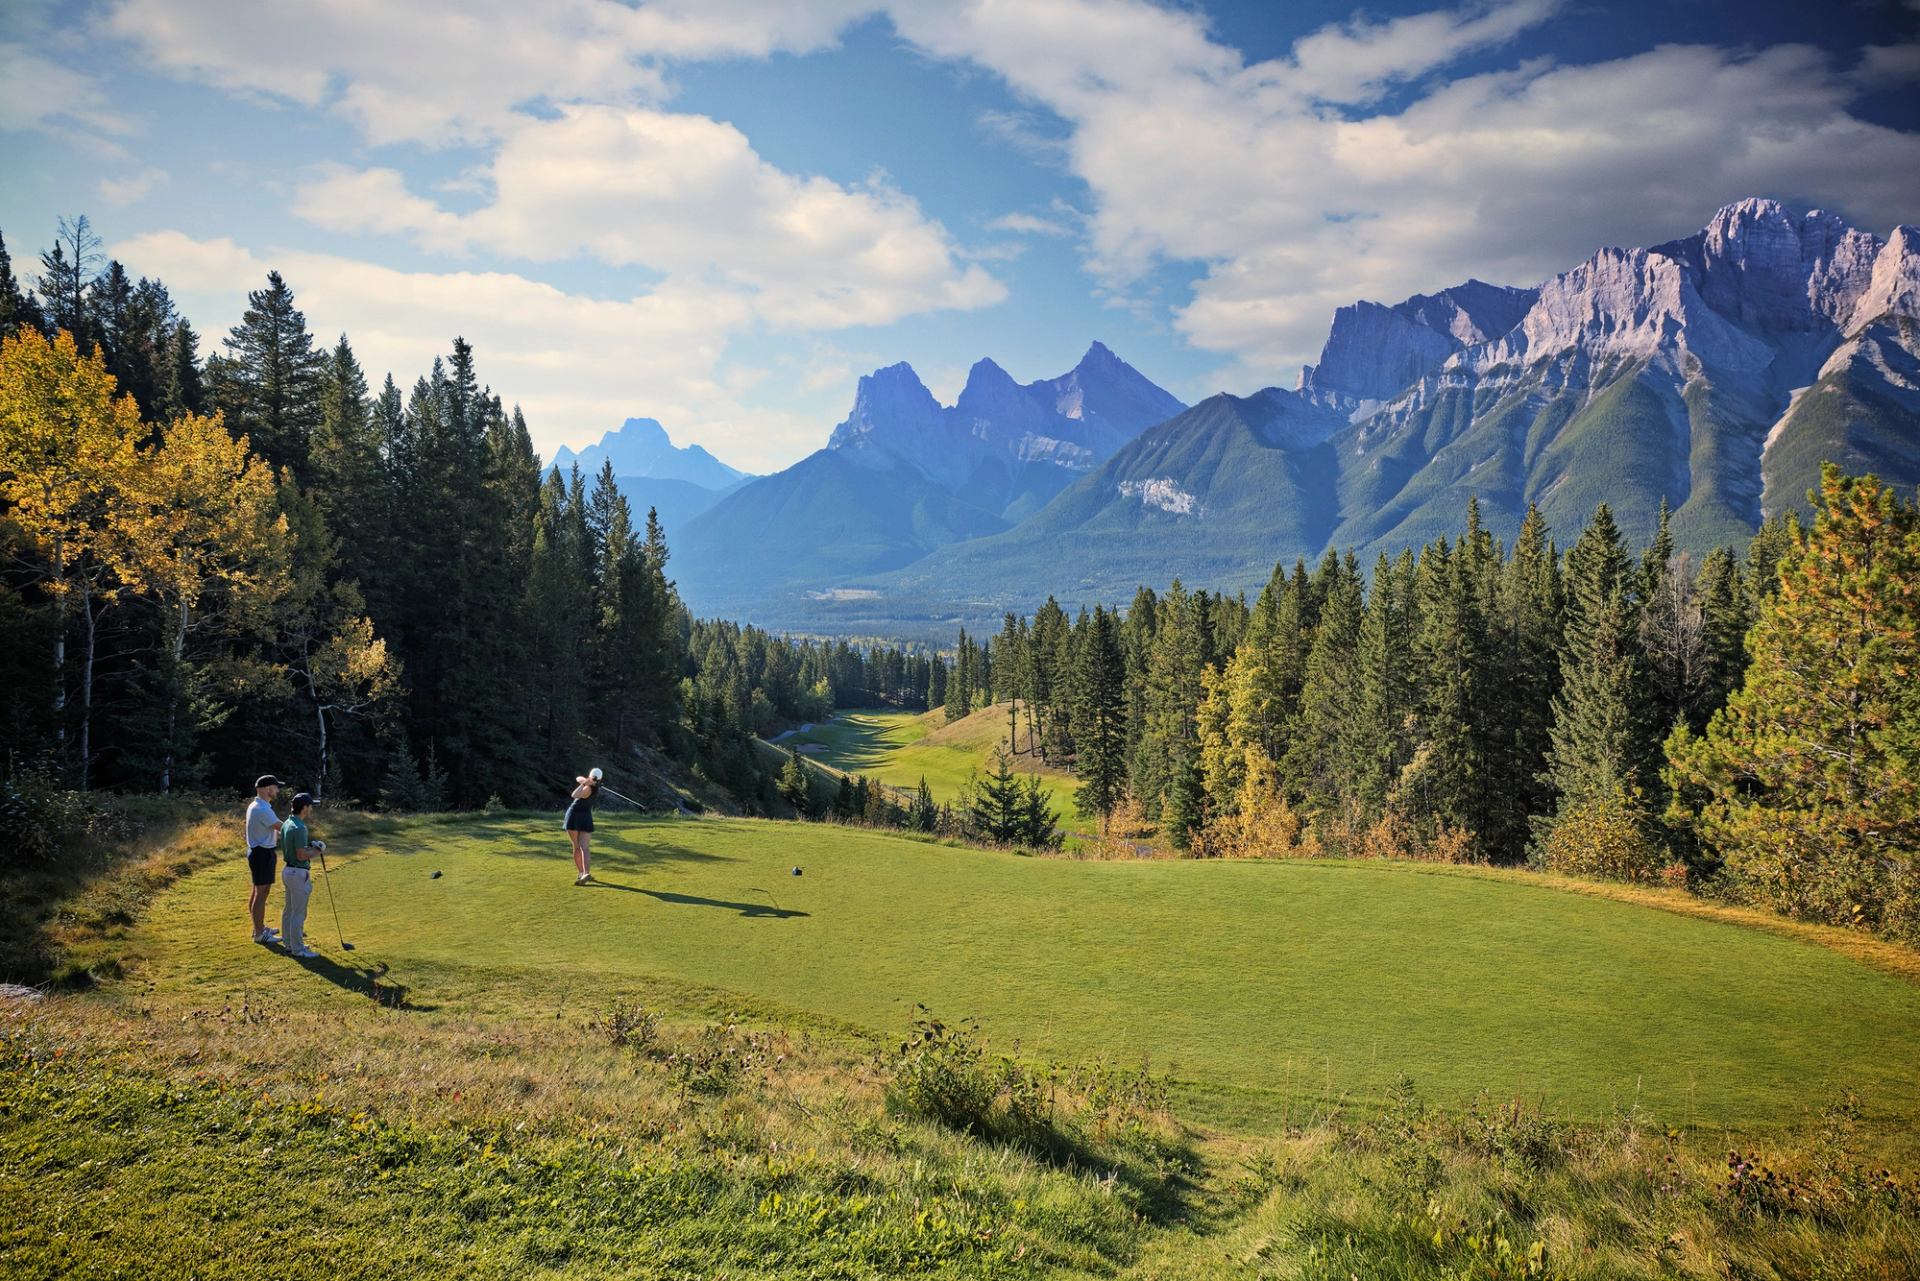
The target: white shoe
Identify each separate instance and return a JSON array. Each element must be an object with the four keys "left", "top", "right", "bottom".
[
  {"left": 575, "top": 874, "right": 591, "bottom": 886},
  {"left": 289, "top": 947, "right": 319, "bottom": 959},
  {"left": 254, "top": 928, "right": 280, "bottom": 943}
]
